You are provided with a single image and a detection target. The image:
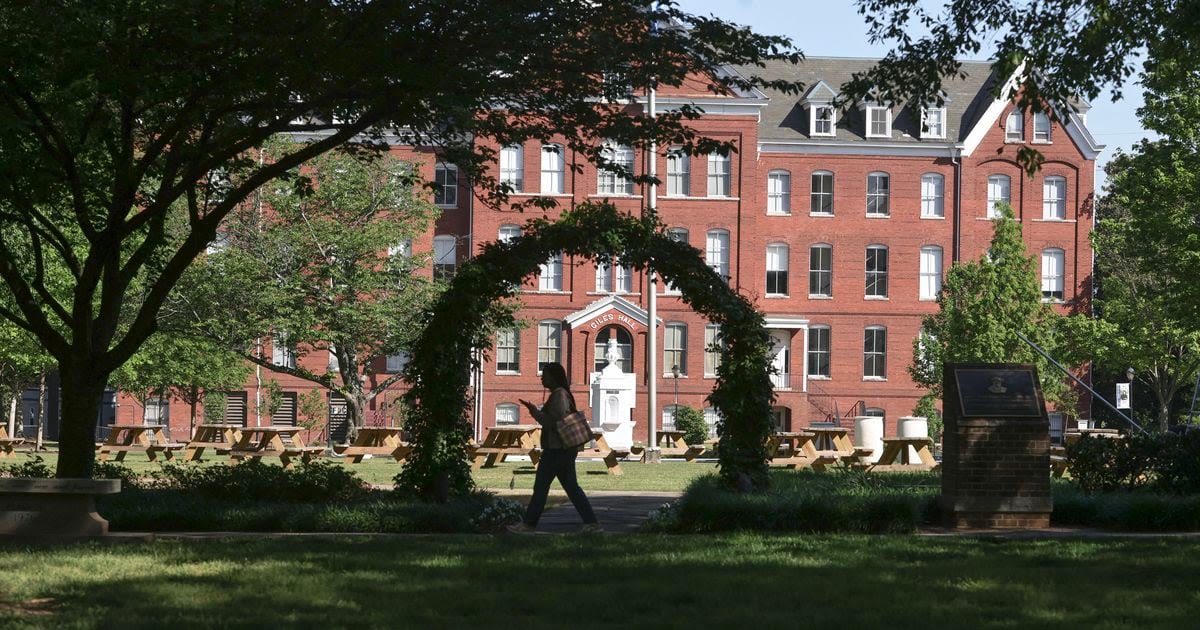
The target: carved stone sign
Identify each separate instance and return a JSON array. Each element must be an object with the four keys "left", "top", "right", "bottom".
[
  {"left": 584, "top": 311, "right": 641, "bottom": 332},
  {"left": 953, "top": 367, "right": 1043, "bottom": 418}
]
